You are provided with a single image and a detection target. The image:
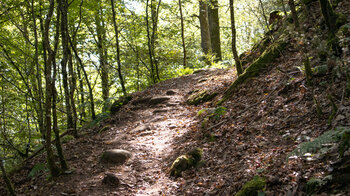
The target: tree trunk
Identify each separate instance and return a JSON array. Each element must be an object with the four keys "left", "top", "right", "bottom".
[
  {"left": 146, "top": 0, "right": 157, "bottom": 83},
  {"left": 52, "top": 6, "right": 68, "bottom": 170},
  {"left": 199, "top": 0, "right": 211, "bottom": 56},
  {"left": 69, "top": 38, "right": 96, "bottom": 120},
  {"left": 44, "top": 0, "right": 60, "bottom": 177},
  {"left": 95, "top": 5, "right": 110, "bottom": 103},
  {"left": 230, "top": 0, "right": 243, "bottom": 75},
  {"left": 288, "top": 0, "right": 300, "bottom": 30},
  {"left": 259, "top": 0, "right": 270, "bottom": 32},
  {"left": 179, "top": 0, "right": 187, "bottom": 68},
  {"left": 208, "top": 0, "right": 221, "bottom": 61},
  {"left": 281, "top": 0, "right": 287, "bottom": 16},
  {"left": 31, "top": 0, "right": 44, "bottom": 139},
  {"left": 151, "top": 0, "right": 162, "bottom": 81},
  {"left": 318, "top": 0, "right": 337, "bottom": 35},
  {"left": 59, "top": 0, "right": 74, "bottom": 135},
  {"left": 0, "top": 159, "right": 15, "bottom": 196},
  {"left": 111, "top": 0, "right": 127, "bottom": 95}
]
